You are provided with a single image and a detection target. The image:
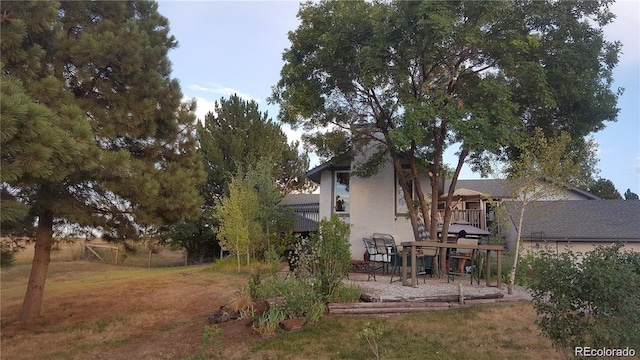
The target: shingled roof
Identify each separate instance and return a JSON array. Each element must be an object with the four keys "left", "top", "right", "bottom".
[
  {"left": 504, "top": 200, "right": 640, "bottom": 241},
  {"left": 445, "top": 179, "right": 600, "bottom": 200}
]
